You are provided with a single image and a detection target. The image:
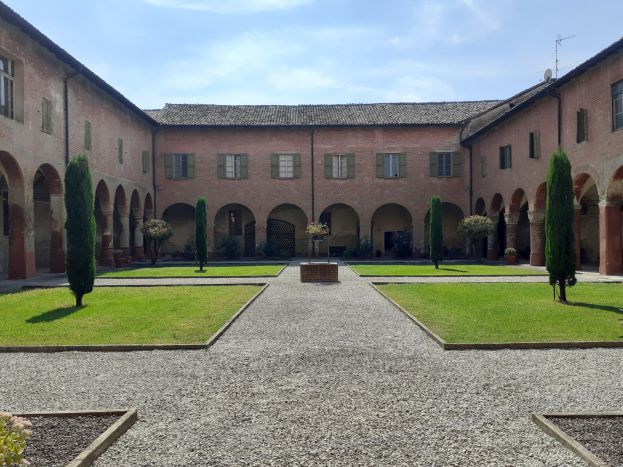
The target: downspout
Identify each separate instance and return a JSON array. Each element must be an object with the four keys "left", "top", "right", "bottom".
[
  {"left": 151, "top": 127, "right": 158, "bottom": 216},
  {"left": 468, "top": 144, "right": 473, "bottom": 215},
  {"left": 310, "top": 127, "right": 315, "bottom": 221},
  {"left": 63, "top": 68, "right": 81, "bottom": 165},
  {"left": 548, "top": 89, "right": 562, "bottom": 148}
]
